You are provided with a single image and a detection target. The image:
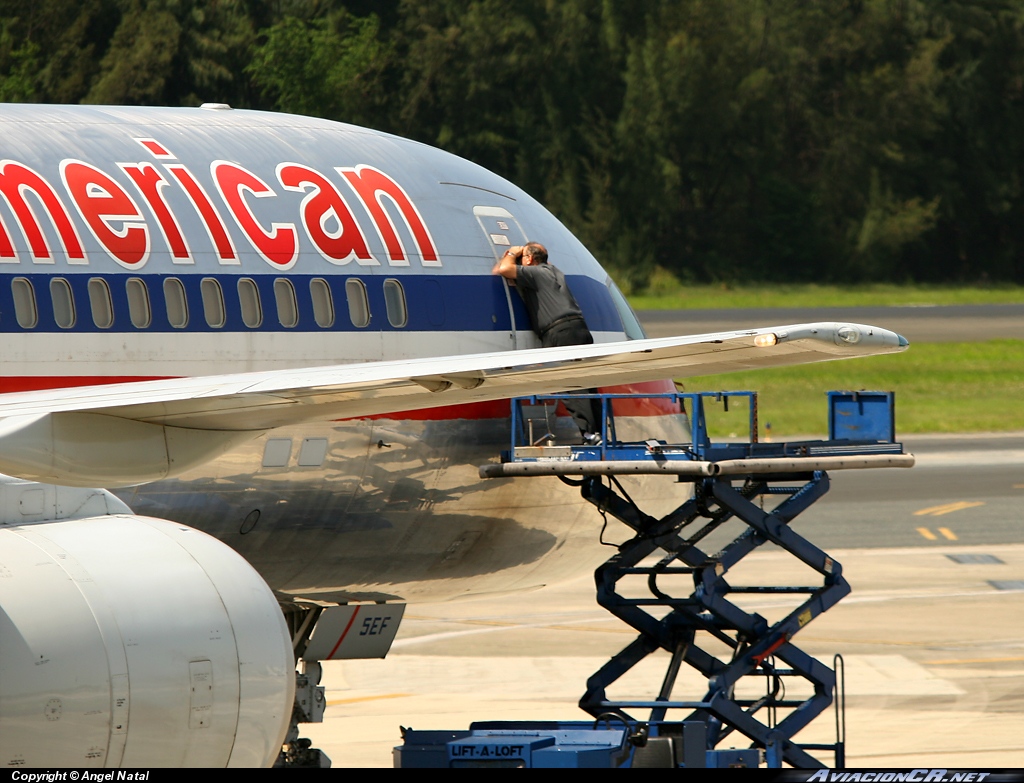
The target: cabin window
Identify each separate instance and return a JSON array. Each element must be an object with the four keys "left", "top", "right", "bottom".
[
  {"left": 88, "top": 278, "right": 114, "bottom": 329},
  {"left": 164, "top": 277, "right": 188, "bottom": 328},
  {"left": 383, "top": 279, "right": 408, "bottom": 328},
  {"left": 201, "top": 277, "right": 226, "bottom": 328},
  {"left": 238, "top": 278, "right": 262, "bottom": 328},
  {"left": 50, "top": 278, "right": 75, "bottom": 329},
  {"left": 346, "top": 278, "right": 370, "bottom": 328},
  {"left": 126, "top": 278, "right": 151, "bottom": 328},
  {"left": 12, "top": 278, "right": 38, "bottom": 329},
  {"left": 310, "top": 278, "right": 334, "bottom": 328},
  {"left": 274, "top": 278, "right": 298, "bottom": 328}
]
